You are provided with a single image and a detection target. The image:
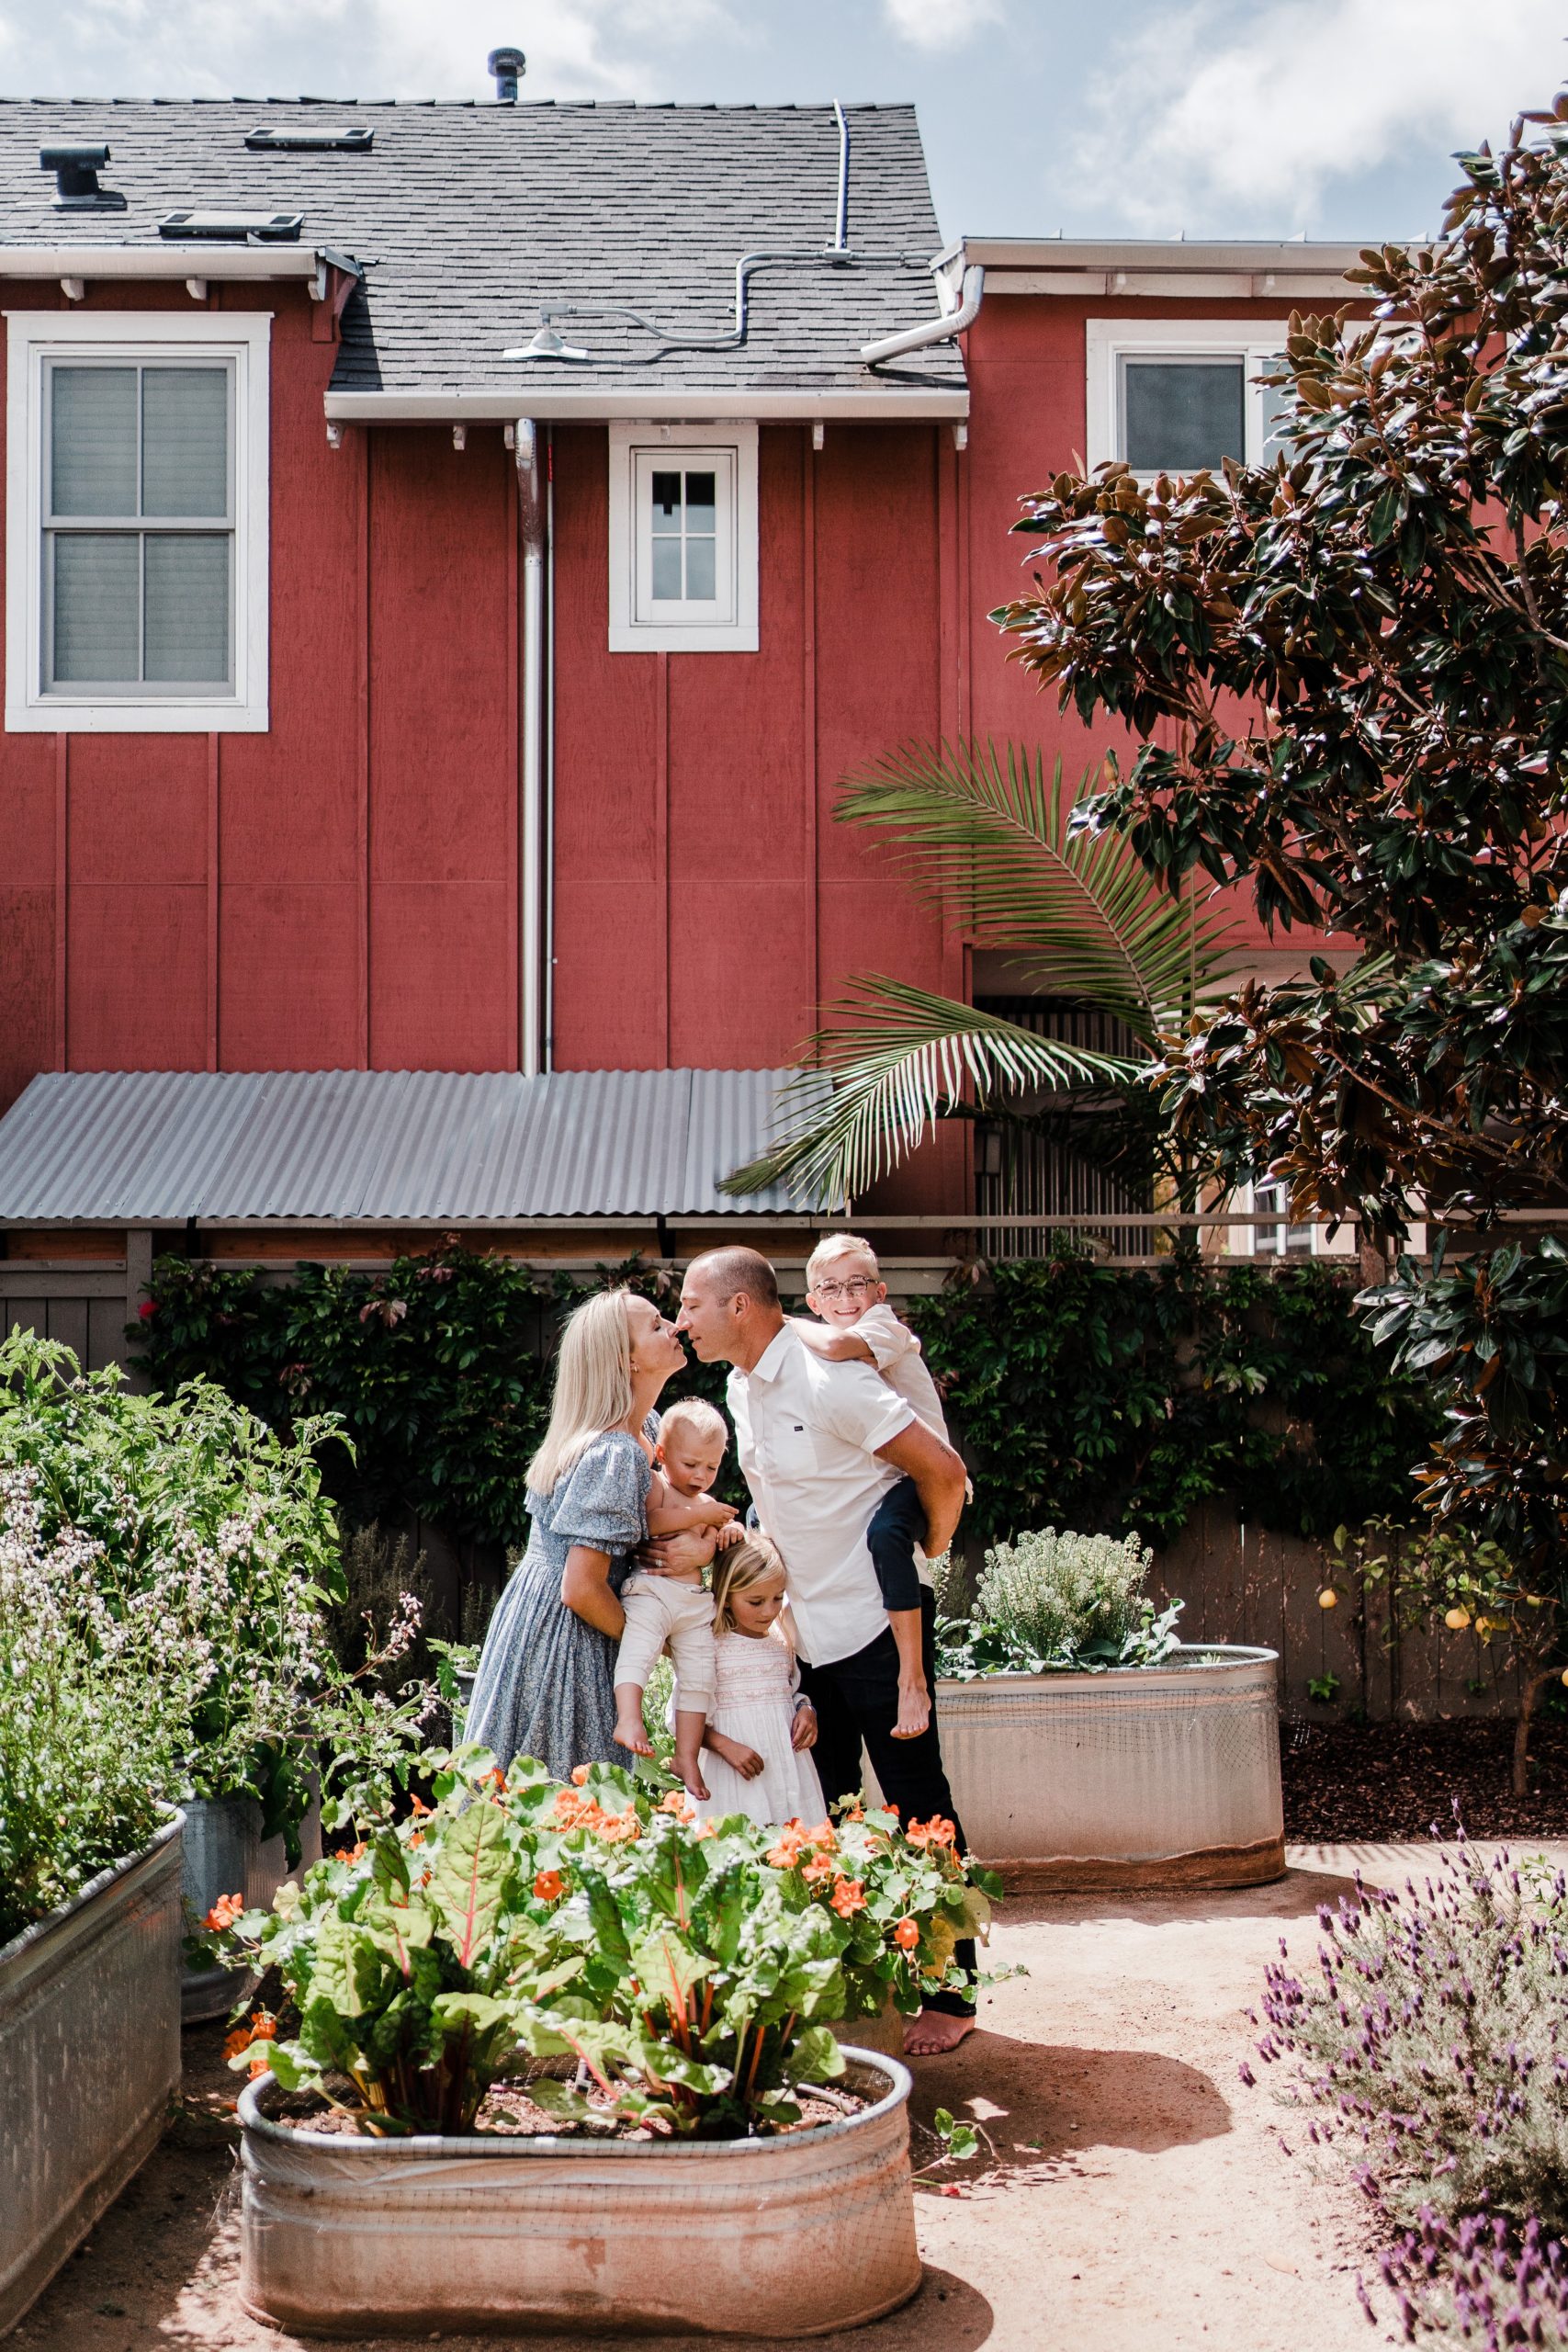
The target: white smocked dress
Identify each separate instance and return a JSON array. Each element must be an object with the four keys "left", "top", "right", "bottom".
[{"left": 695, "top": 1628, "right": 828, "bottom": 1829}]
